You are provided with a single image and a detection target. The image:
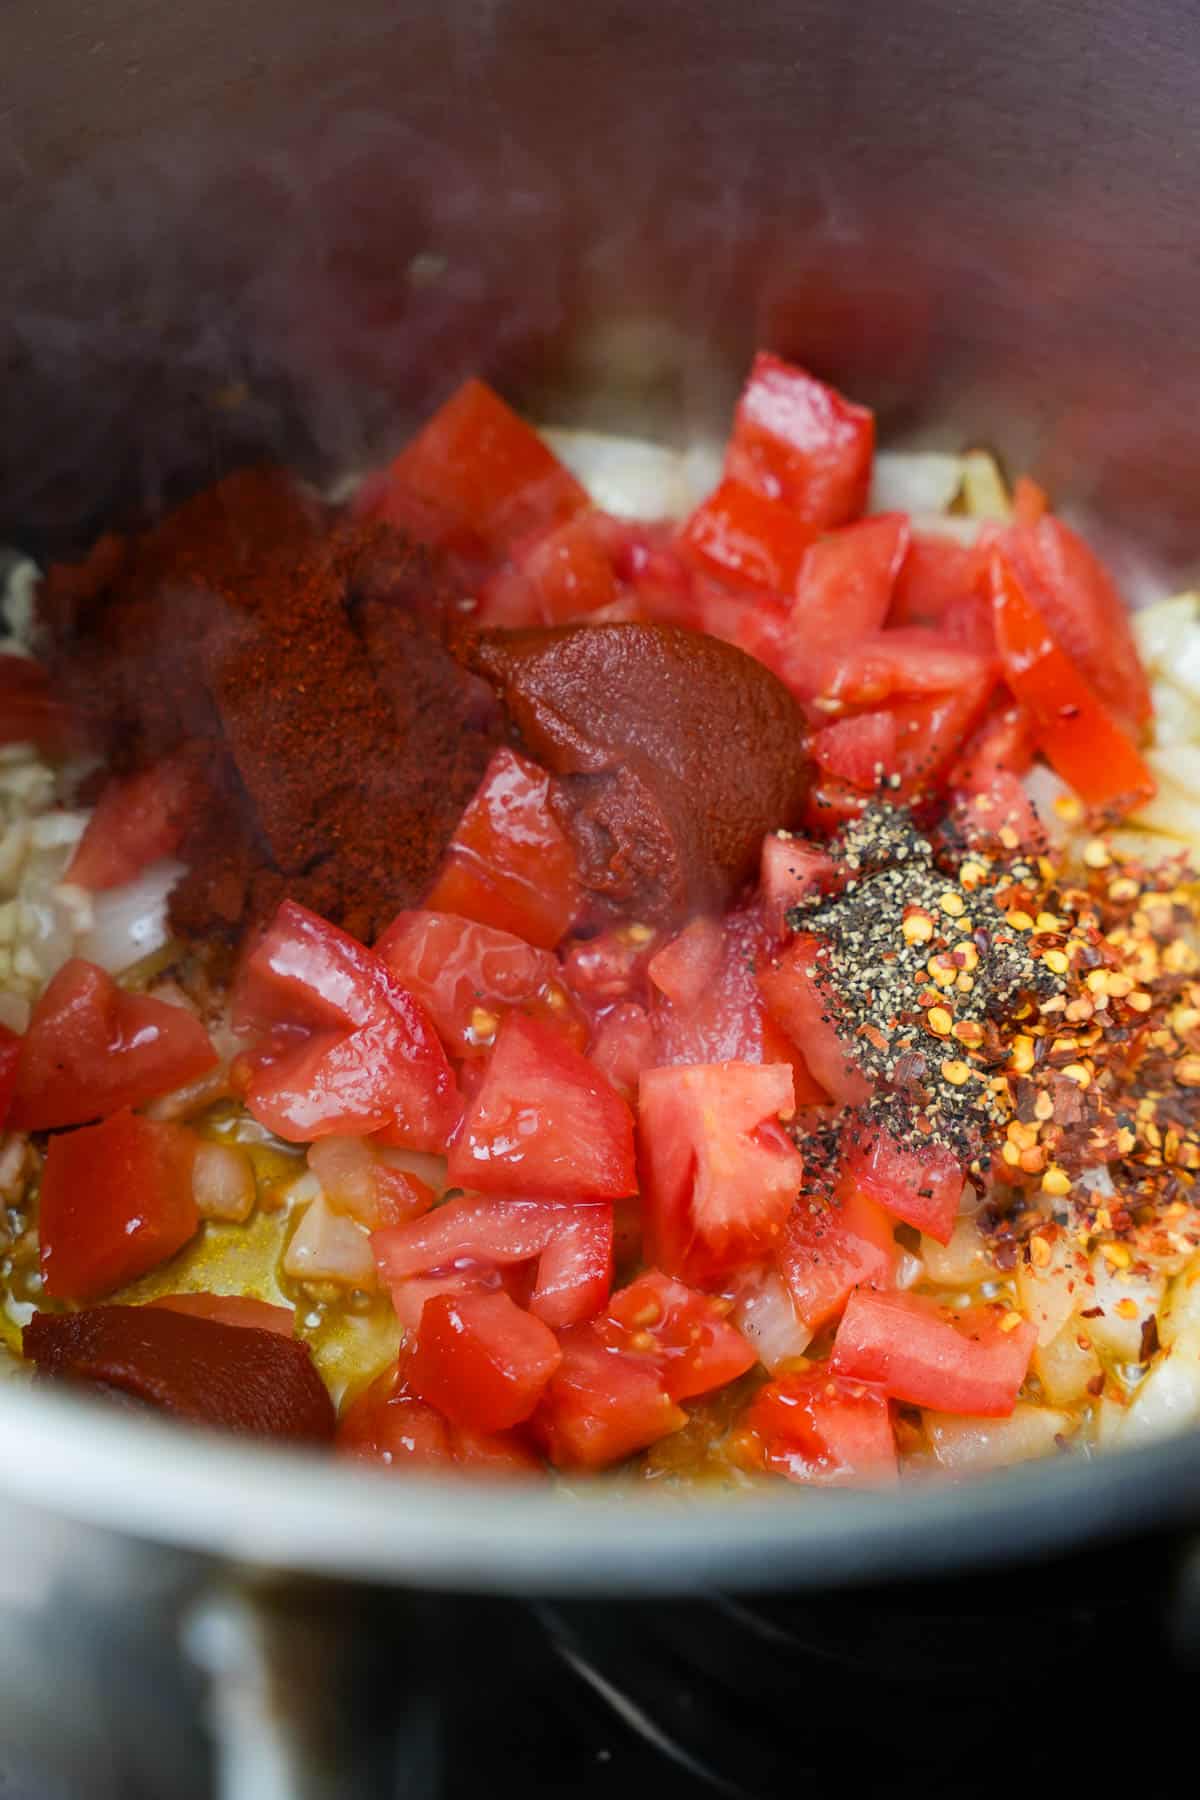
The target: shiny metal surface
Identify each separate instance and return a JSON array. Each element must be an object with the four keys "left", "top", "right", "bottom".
[{"left": 2, "top": 0, "right": 1200, "bottom": 1588}]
